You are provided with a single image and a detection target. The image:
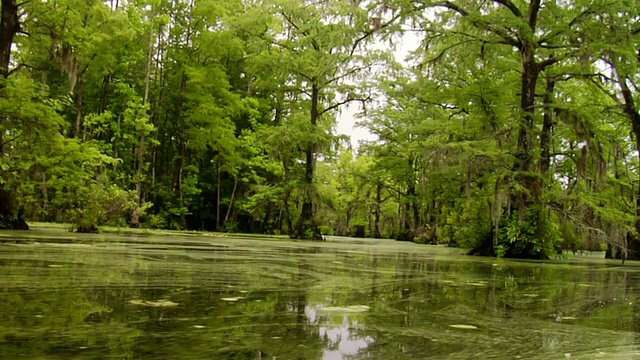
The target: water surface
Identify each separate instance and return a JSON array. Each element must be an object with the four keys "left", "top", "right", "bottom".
[{"left": 0, "top": 228, "right": 638, "bottom": 359}]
